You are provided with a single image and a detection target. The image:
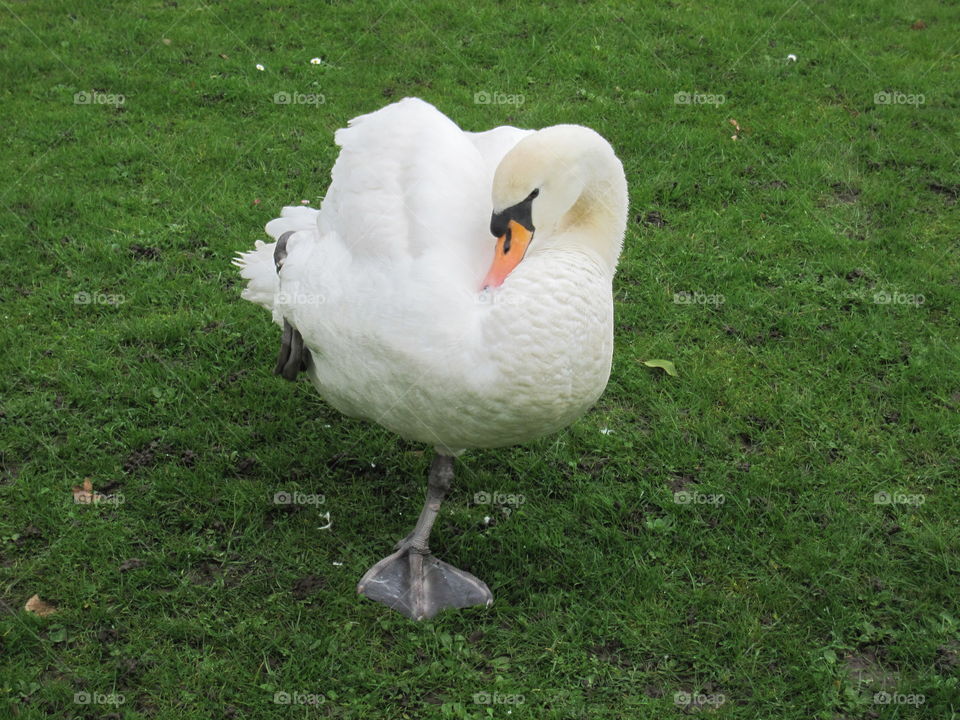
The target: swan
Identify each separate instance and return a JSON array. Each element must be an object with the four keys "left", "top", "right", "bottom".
[{"left": 234, "top": 98, "right": 628, "bottom": 620}]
